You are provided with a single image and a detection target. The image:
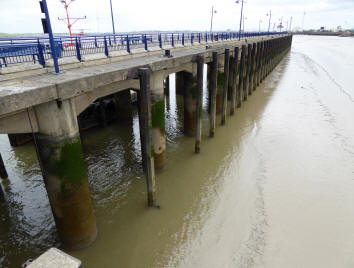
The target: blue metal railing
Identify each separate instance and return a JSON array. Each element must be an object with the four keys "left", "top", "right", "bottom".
[{"left": 0, "top": 31, "right": 287, "bottom": 69}]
